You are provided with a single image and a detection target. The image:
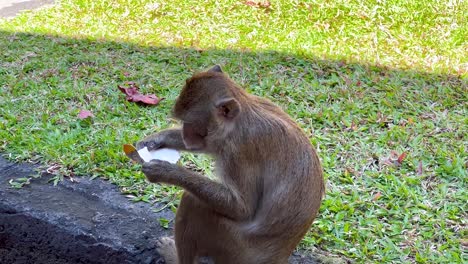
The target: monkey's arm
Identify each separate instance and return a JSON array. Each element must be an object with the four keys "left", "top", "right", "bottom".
[
  {"left": 136, "top": 129, "right": 187, "bottom": 151},
  {"left": 142, "top": 160, "right": 250, "bottom": 221}
]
